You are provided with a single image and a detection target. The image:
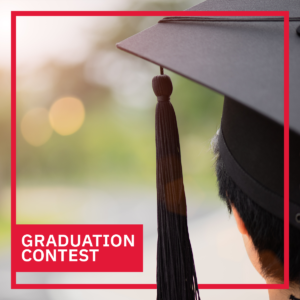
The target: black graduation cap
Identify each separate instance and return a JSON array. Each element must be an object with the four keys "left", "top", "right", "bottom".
[{"left": 116, "top": 1, "right": 300, "bottom": 299}]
